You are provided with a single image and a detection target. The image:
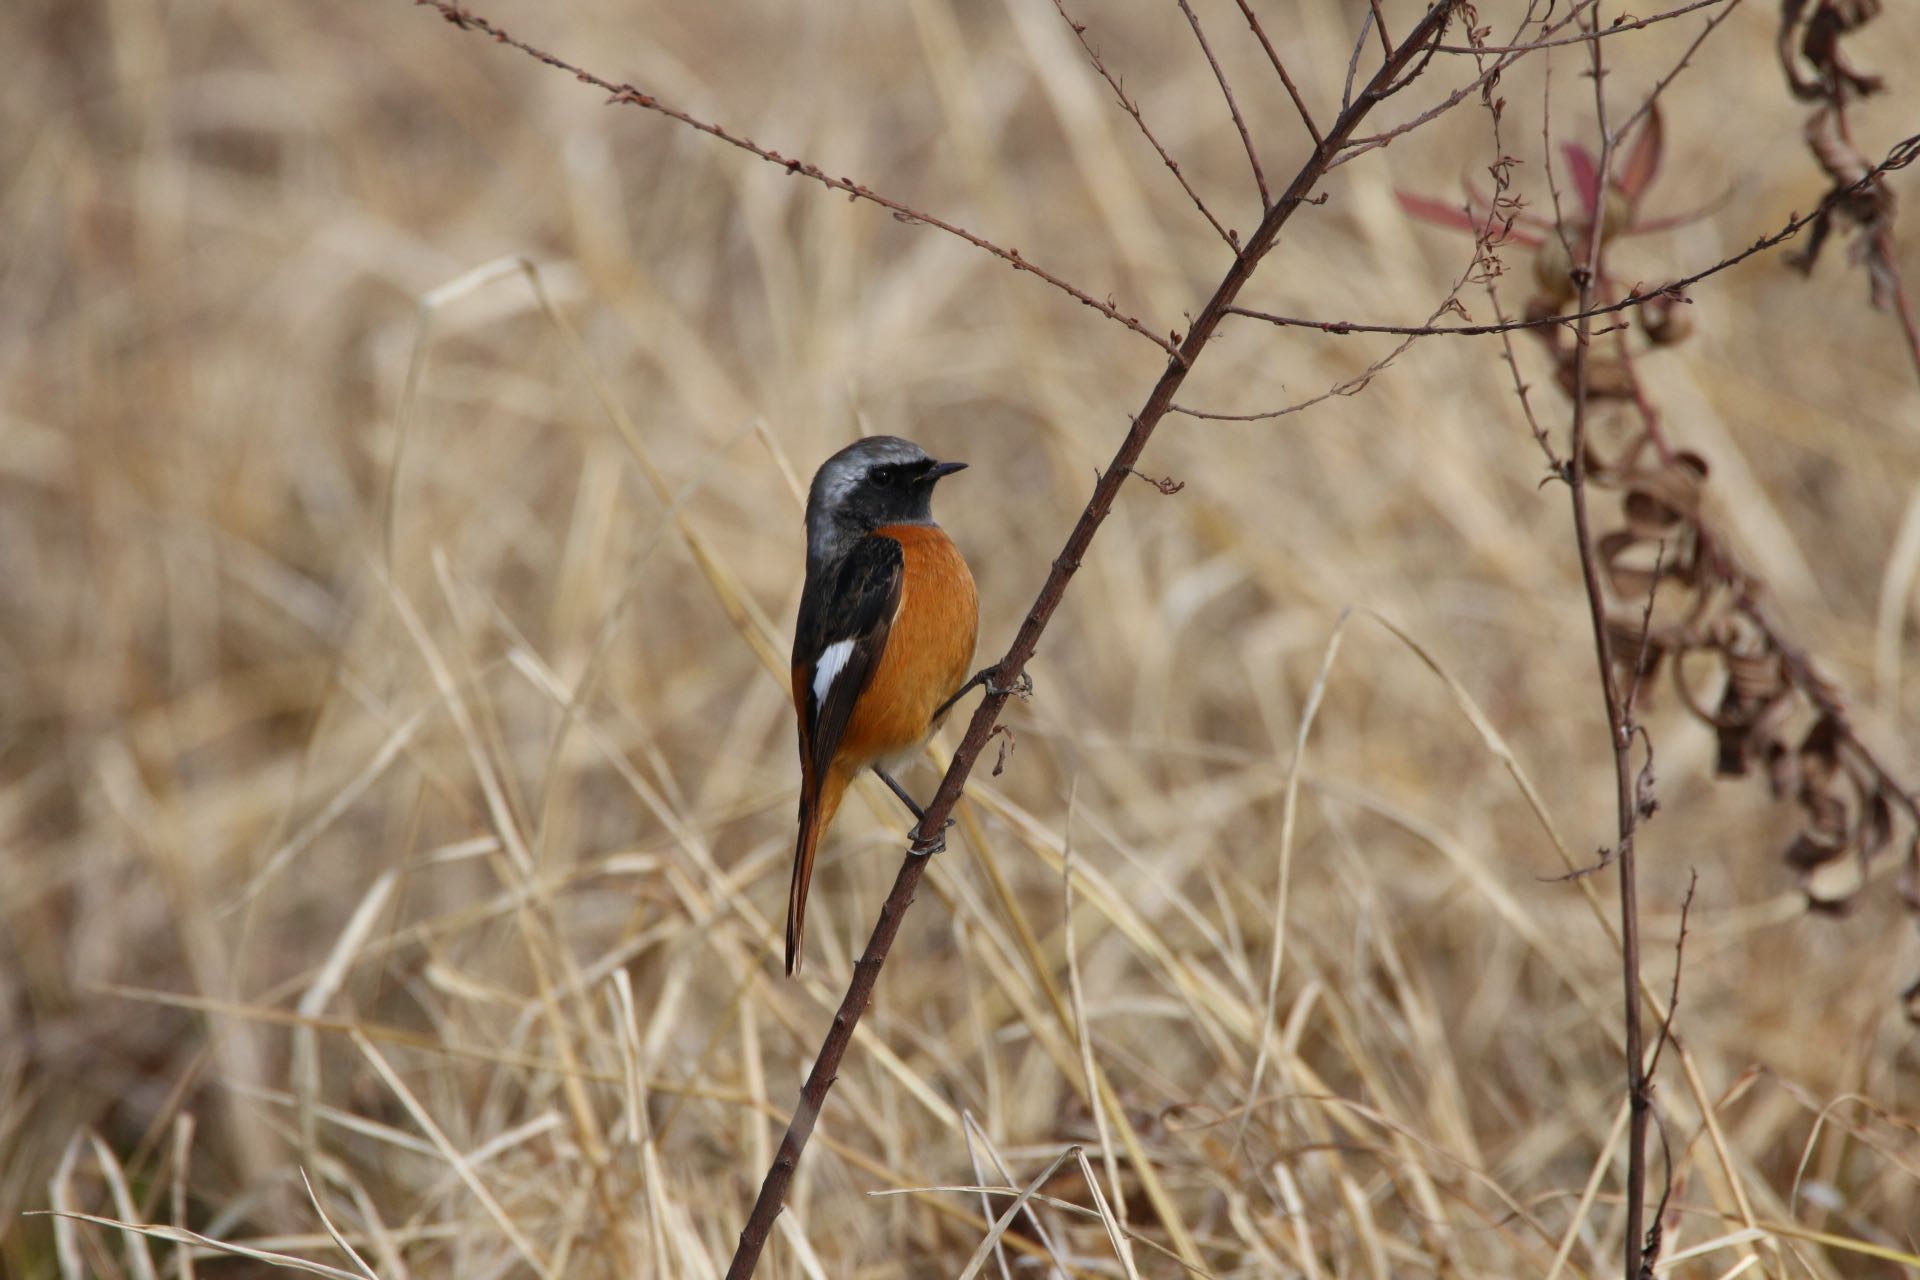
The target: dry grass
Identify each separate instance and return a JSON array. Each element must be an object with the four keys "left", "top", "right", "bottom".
[{"left": 4, "top": 0, "right": 1919, "bottom": 1276}]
